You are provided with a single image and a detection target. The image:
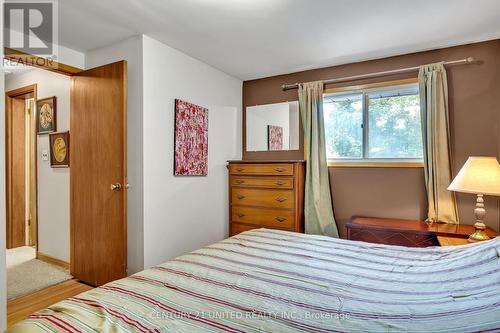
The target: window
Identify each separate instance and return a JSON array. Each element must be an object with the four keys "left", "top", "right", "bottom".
[{"left": 323, "top": 83, "right": 423, "bottom": 162}]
